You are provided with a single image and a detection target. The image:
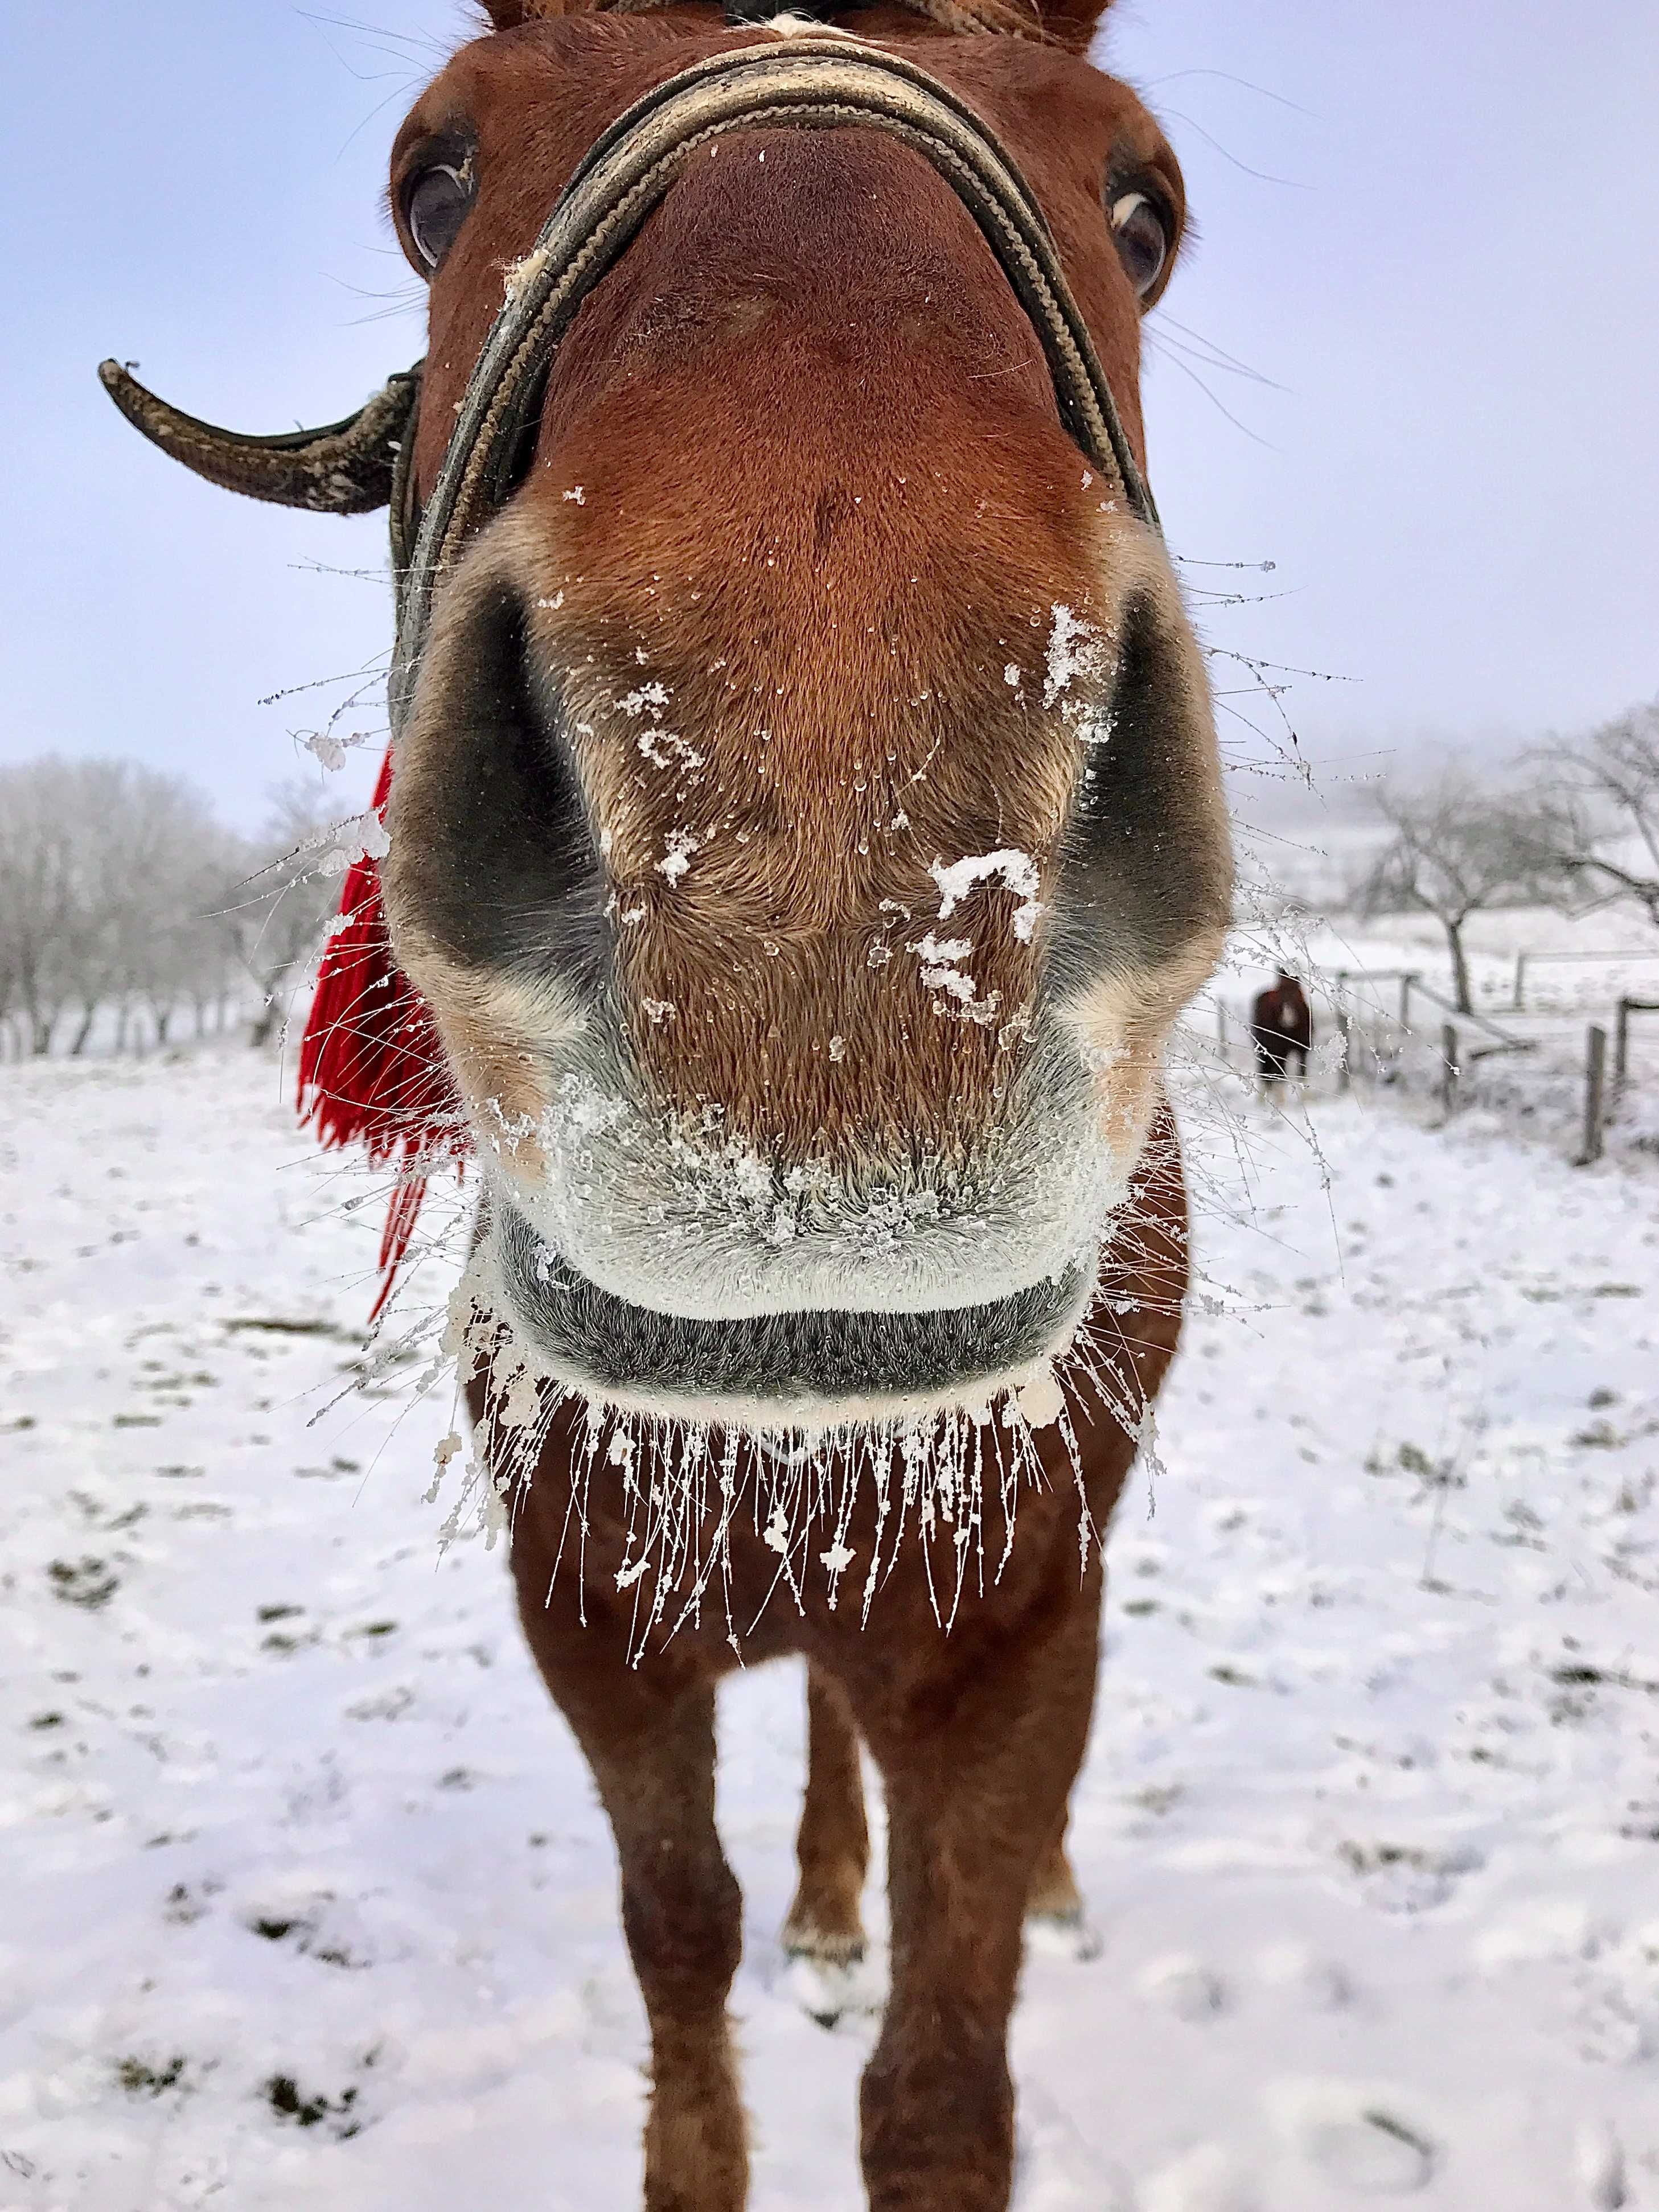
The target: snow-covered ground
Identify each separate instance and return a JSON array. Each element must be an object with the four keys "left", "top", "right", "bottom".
[{"left": 2, "top": 1045, "right": 1657, "bottom": 2211}]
